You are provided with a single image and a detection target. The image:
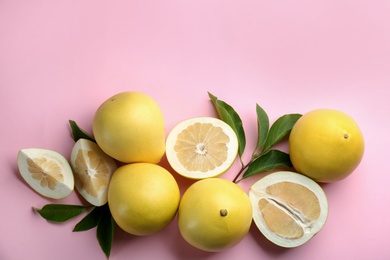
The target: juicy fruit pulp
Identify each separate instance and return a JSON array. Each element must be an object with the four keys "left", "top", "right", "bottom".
[
  {"left": 70, "top": 139, "right": 117, "bottom": 206},
  {"left": 166, "top": 117, "right": 238, "bottom": 179},
  {"left": 108, "top": 163, "right": 180, "bottom": 236},
  {"left": 17, "top": 148, "right": 74, "bottom": 199},
  {"left": 289, "top": 108, "right": 364, "bottom": 182},
  {"left": 92, "top": 91, "right": 165, "bottom": 164},
  {"left": 249, "top": 171, "right": 328, "bottom": 248},
  {"left": 178, "top": 178, "right": 252, "bottom": 252}
]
